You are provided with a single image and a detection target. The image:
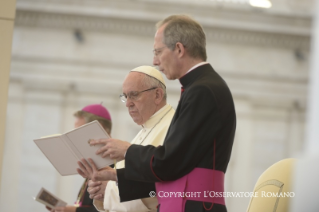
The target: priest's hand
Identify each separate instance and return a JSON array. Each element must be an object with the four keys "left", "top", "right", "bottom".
[
  {"left": 87, "top": 180, "right": 108, "bottom": 200},
  {"left": 90, "top": 138, "right": 131, "bottom": 161},
  {"left": 77, "top": 158, "right": 117, "bottom": 182}
]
